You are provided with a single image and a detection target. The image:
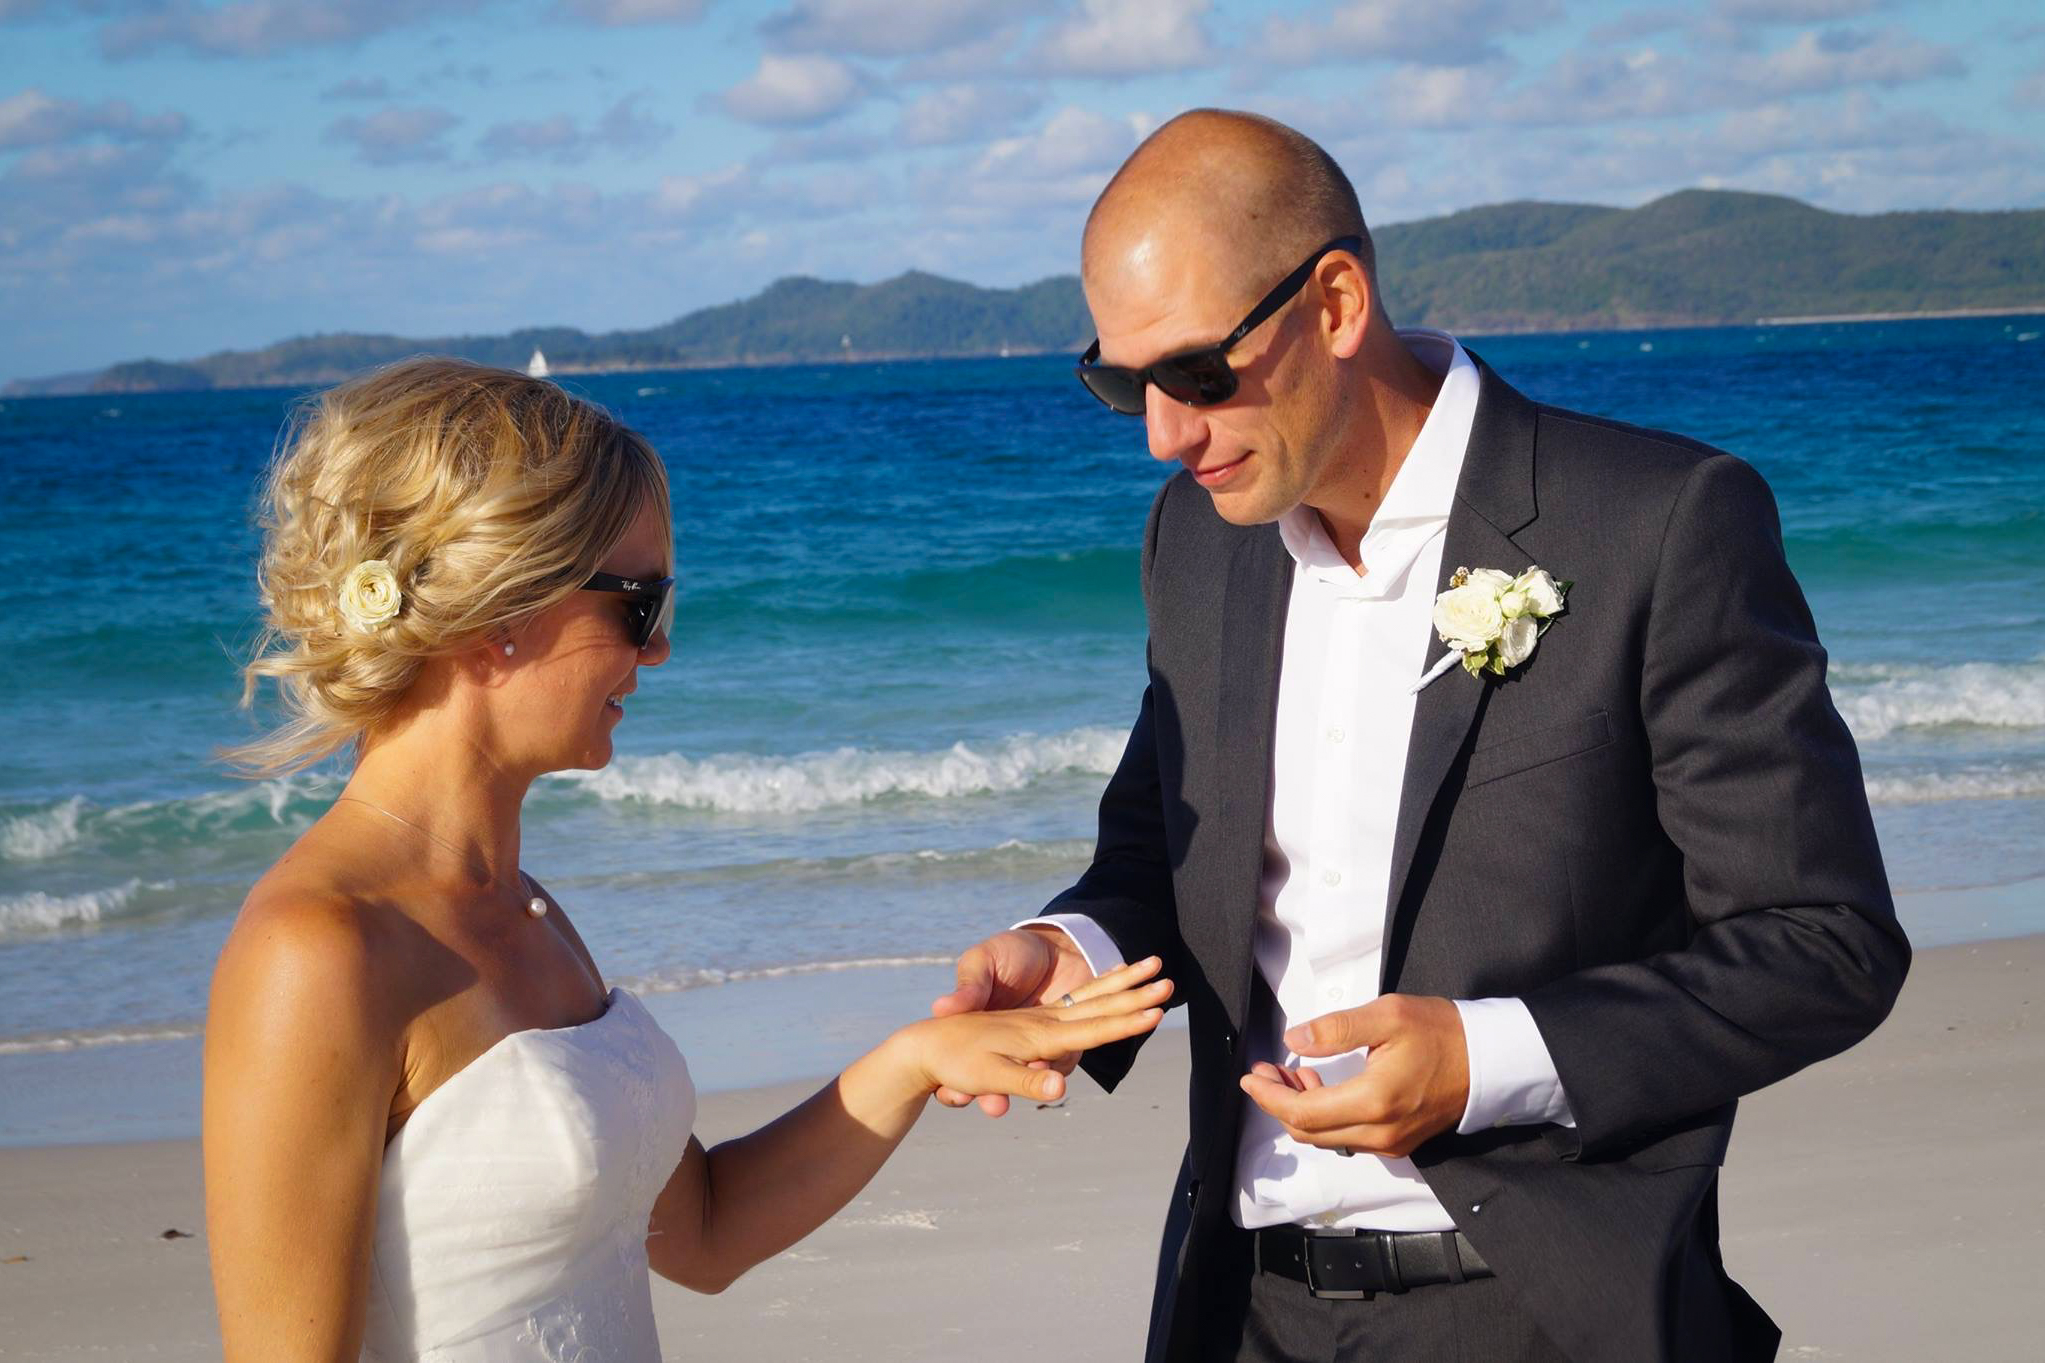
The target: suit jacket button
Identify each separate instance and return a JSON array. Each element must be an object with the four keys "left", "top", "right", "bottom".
[
  {"left": 1186, "top": 1179, "right": 1201, "bottom": 1208},
  {"left": 1225, "top": 1029, "right": 1237, "bottom": 1054}
]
